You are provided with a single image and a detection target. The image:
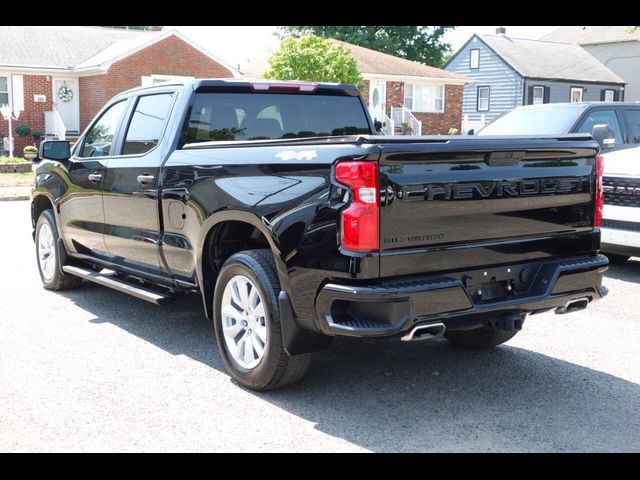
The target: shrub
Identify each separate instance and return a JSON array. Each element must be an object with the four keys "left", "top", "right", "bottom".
[
  {"left": 15, "top": 124, "right": 32, "bottom": 136},
  {"left": 32, "top": 130, "right": 43, "bottom": 139}
]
